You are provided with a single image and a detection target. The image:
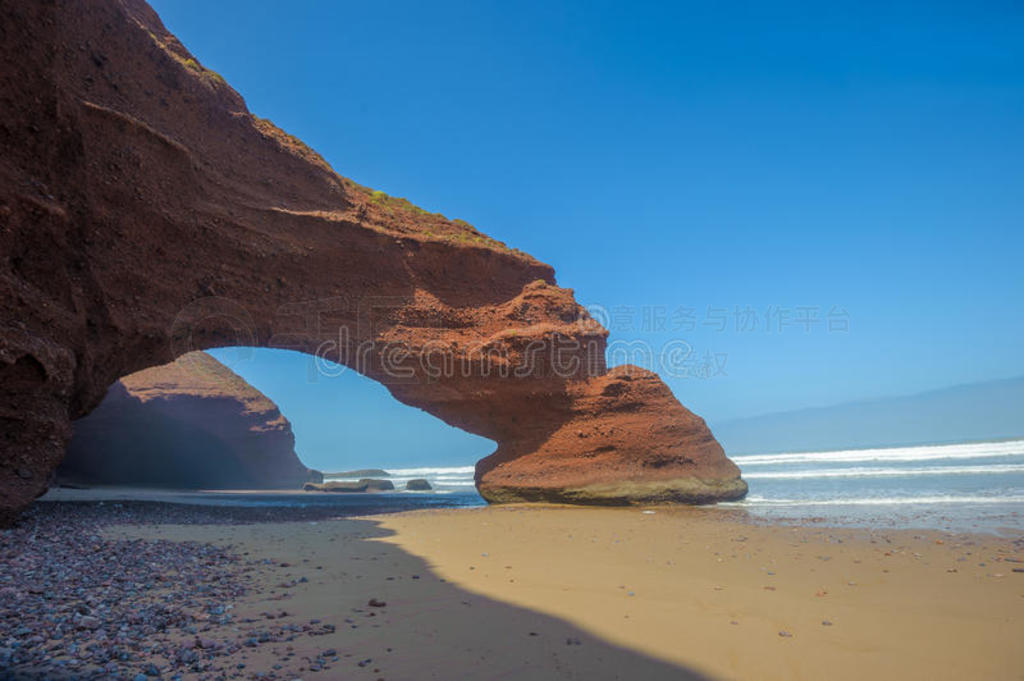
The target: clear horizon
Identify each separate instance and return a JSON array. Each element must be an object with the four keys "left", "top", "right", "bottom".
[{"left": 147, "top": 0, "right": 1024, "bottom": 471}]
